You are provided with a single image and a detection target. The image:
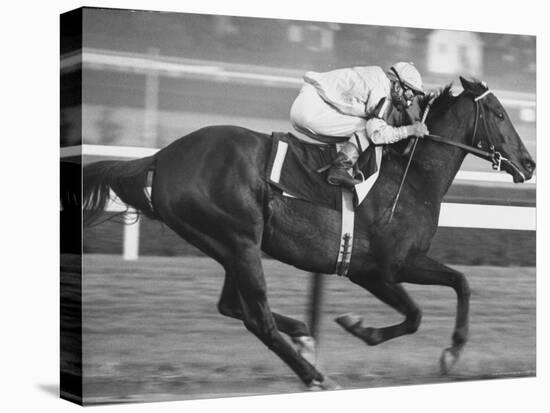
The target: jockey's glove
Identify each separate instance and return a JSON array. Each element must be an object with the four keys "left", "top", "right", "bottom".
[{"left": 406, "top": 122, "right": 429, "bottom": 138}]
